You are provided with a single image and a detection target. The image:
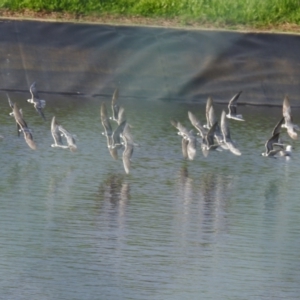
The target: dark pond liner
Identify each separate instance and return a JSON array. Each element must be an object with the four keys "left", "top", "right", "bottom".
[{"left": 0, "top": 18, "right": 299, "bottom": 106}]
